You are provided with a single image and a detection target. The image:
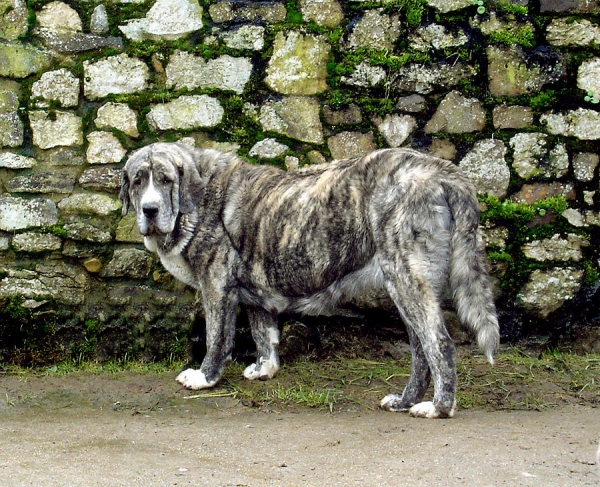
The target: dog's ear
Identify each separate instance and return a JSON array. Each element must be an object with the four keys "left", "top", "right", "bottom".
[
  {"left": 176, "top": 147, "right": 205, "bottom": 214},
  {"left": 119, "top": 168, "right": 130, "bottom": 216}
]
